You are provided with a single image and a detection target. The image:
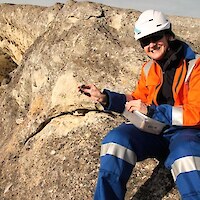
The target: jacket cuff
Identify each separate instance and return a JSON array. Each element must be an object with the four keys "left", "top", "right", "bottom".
[
  {"left": 152, "top": 104, "right": 172, "bottom": 125},
  {"left": 103, "top": 89, "right": 126, "bottom": 113}
]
